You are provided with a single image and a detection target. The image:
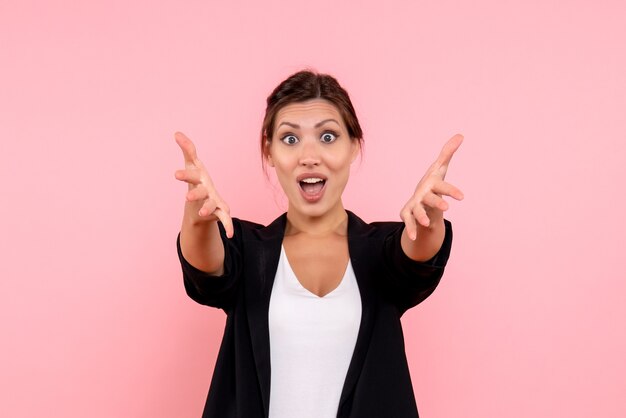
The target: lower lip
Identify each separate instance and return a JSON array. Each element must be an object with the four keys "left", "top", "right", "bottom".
[{"left": 298, "top": 182, "right": 326, "bottom": 203}]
